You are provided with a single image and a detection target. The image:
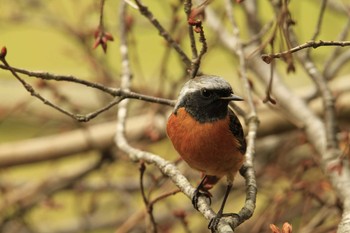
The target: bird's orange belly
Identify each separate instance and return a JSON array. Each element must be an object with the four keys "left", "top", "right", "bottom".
[{"left": 167, "top": 108, "right": 244, "bottom": 177}]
